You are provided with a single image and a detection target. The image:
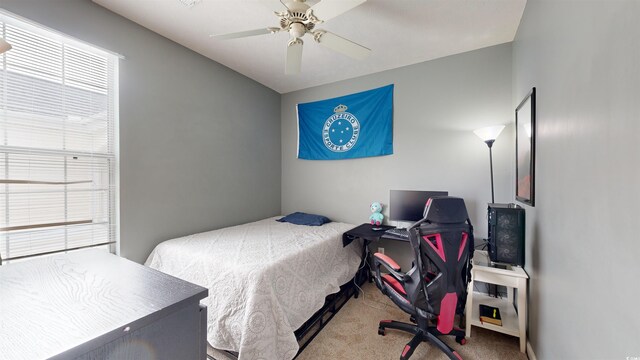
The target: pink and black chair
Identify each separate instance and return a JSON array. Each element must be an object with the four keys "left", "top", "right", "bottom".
[{"left": 373, "top": 196, "right": 474, "bottom": 360}]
